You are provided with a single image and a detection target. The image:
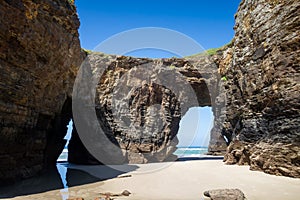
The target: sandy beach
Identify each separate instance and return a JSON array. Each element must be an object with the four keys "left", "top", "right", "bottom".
[{"left": 3, "top": 159, "right": 300, "bottom": 200}]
